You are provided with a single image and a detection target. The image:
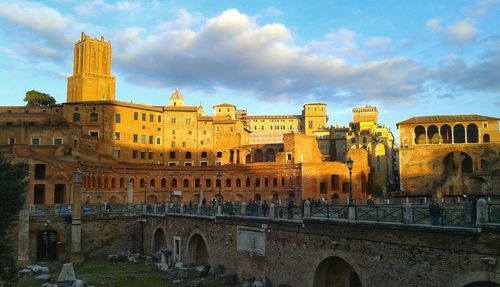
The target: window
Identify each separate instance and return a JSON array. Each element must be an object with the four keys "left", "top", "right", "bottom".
[
  {"left": 73, "top": 113, "right": 80, "bottom": 122},
  {"left": 172, "top": 130, "right": 175, "bottom": 135},
  {"left": 182, "top": 141, "right": 186, "bottom": 148},
  {"left": 195, "top": 178, "right": 200, "bottom": 188},
  {"left": 186, "top": 117, "right": 191, "bottom": 125},
  {"left": 133, "top": 134, "right": 138, "bottom": 143},
  {"left": 246, "top": 178, "right": 251, "bottom": 187},
  {"left": 169, "top": 162, "right": 177, "bottom": 166},
  {"left": 142, "top": 113, "right": 146, "bottom": 121},
  {"left": 170, "top": 151, "right": 176, "bottom": 159},
  {"left": 141, "top": 151, "right": 145, "bottom": 159},
  {"left": 351, "top": 138, "right": 356, "bottom": 144},
  {"left": 91, "top": 112, "right": 98, "bottom": 122},
  {"left": 255, "top": 178, "right": 260, "bottom": 187},
  {"left": 158, "top": 115, "right": 162, "bottom": 123},
  {"left": 148, "top": 152, "right": 153, "bottom": 160},
  {"left": 115, "top": 114, "right": 121, "bottom": 123},
  {"left": 149, "top": 114, "right": 154, "bottom": 122},
  {"left": 115, "top": 132, "right": 120, "bottom": 141},
  {"left": 342, "top": 182, "right": 349, "bottom": 193},
  {"left": 363, "top": 137, "right": 367, "bottom": 144},
  {"left": 236, "top": 178, "right": 241, "bottom": 187},
  {"left": 185, "top": 162, "right": 192, "bottom": 166},
  {"left": 156, "top": 137, "right": 161, "bottom": 145},
  {"left": 171, "top": 117, "right": 176, "bottom": 124},
  {"left": 34, "top": 164, "right": 46, "bottom": 179},
  {"left": 331, "top": 175, "right": 339, "bottom": 191},
  {"left": 171, "top": 141, "right": 175, "bottom": 148},
  {"left": 172, "top": 179, "right": 178, "bottom": 187},
  {"left": 89, "top": 131, "right": 99, "bottom": 138},
  {"left": 308, "top": 121, "right": 313, "bottom": 128},
  {"left": 215, "top": 127, "right": 220, "bottom": 133},
  {"left": 186, "top": 152, "right": 192, "bottom": 159},
  {"left": 132, "top": 150, "right": 138, "bottom": 159},
  {"left": 114, "top": 149, "right": 121, "bottom": 158},
  {"left": 183, "top": 179, "right": 189, "bottom": 188},
  {"left": 141, "top": 135, "right": 146, "bottom": 144},
  {"left": 217, "top": 151, "right": 222, "bottom": 158},
  {"left": 31, "top": 138, "right": 40, "bottom": 145},
  {"left": 134, "top": 112, "right": 138, "bottom": 120},
  {"left": 200, "top": 161, "right": 208, "bottom": 166},
  {"left": 53, "top": 138, "right": 63, "bottom": 145},
  {"left": 265, "top": 178, "right": 269, "bottom": 187},
  {"left": 226, "top": 178, "right": 231, "bottom": 187},
  {"left": 273, "top": 177, "right": 277, "bottom": 187},
  {"left": 206, "top": 178, "right": 212, "bottom": 187},
  {"left": 483, "top": 122, "right": 488, "bottom": 128},
  {"left": 149, "top": 136, "right": 153, "bottom": 145},
  {"left": 8, "top": 137, "right": 16, "bottom": 145},
  {"left": 201, "top": 151, "right": 207, "bottom": 158},
  {"left": 483, "top": 134, "right": 490, "bottom": 143}
]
